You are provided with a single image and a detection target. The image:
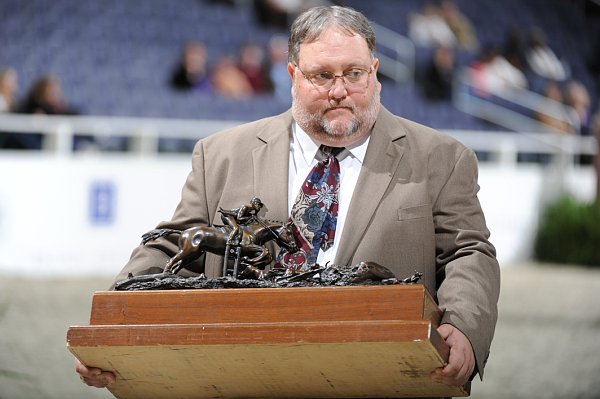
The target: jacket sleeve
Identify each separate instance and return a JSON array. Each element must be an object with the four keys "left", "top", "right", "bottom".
[{"left": 433, "top": 147, "right": 500, "bottom": 379}]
